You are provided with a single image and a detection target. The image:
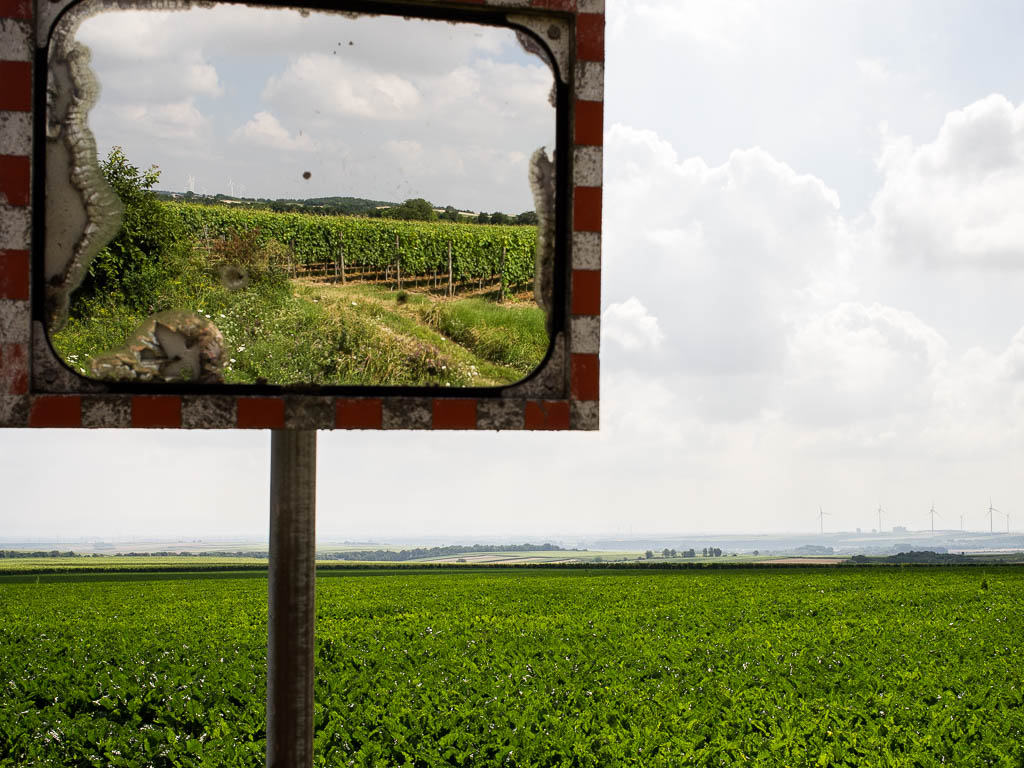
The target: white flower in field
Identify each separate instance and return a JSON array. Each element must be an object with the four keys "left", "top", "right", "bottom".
[
  {"left": 237, "top": 345, "right": 246, "bottom": 352},
  {"left": 351, "top": 302, "right": 357, "bottom": 306},
  {"left": 230, "top": 358, "right": 236, "bottom": 363}
]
